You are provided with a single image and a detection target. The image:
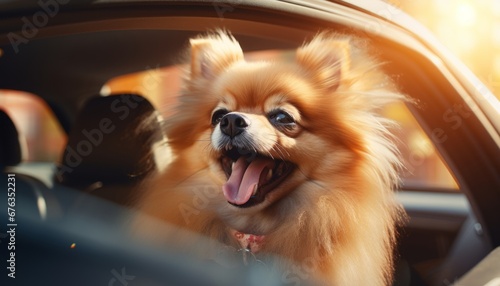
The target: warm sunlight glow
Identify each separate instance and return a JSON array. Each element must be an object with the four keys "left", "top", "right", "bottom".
[
  {"left": 455, "top": 2, "right": 477, "bottom": 27},
  {"left": 397, "top": 0, "right": 500, "bottom": 99},
  {"left": 409, "top": 132, "right": 434, "bottom": 158}
]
